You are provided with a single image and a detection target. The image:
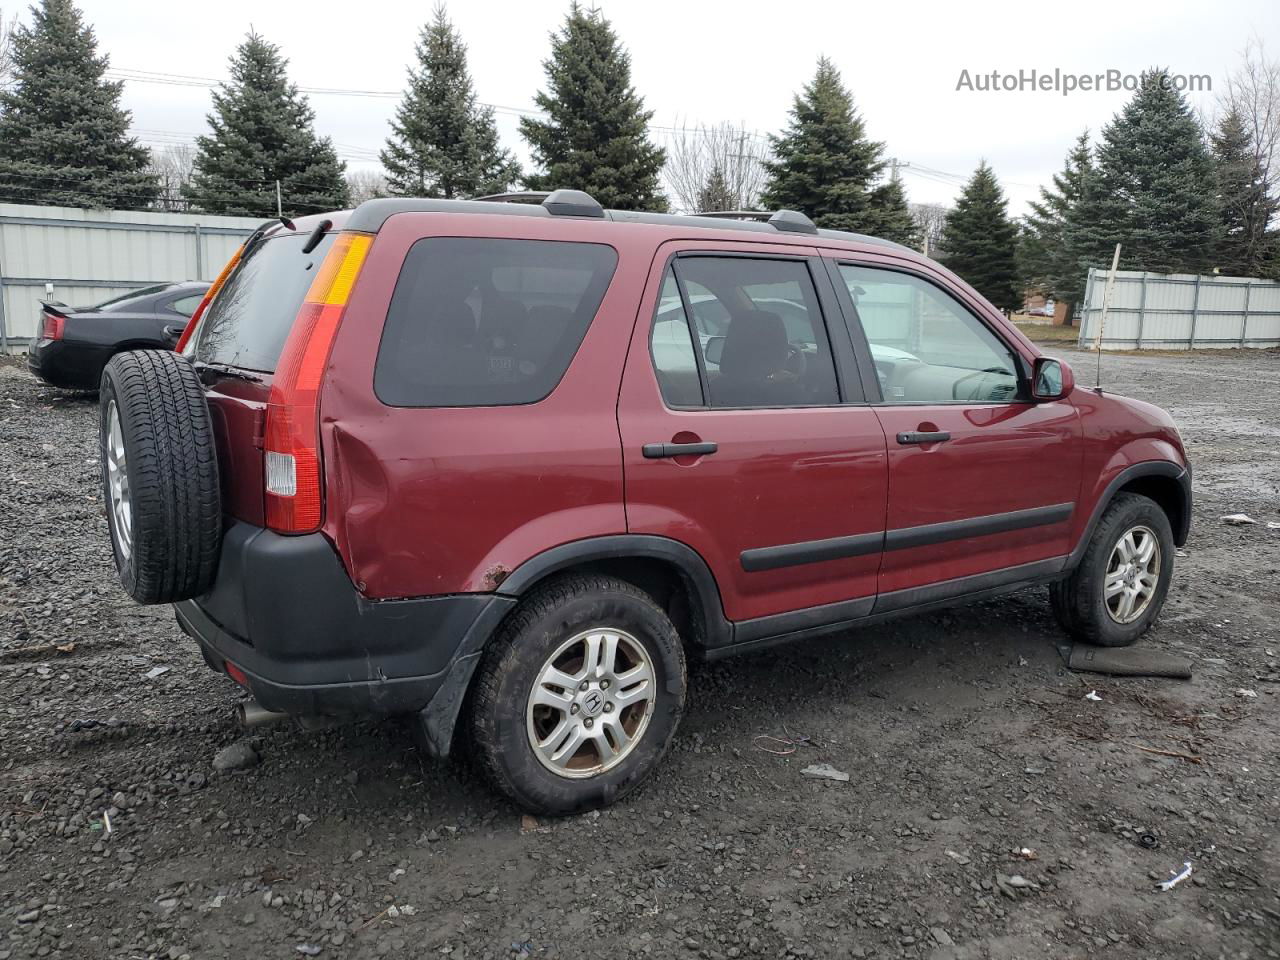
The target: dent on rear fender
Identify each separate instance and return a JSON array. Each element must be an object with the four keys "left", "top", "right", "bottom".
[{"left": 326, "top": 424, "right": 396, "bottom": 587}]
